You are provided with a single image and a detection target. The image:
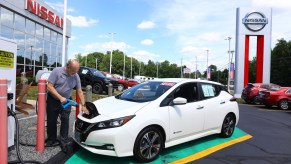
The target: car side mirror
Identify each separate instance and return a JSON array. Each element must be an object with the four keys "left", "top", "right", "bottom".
[{"left": 172, "top": 97, "right": 187, "bottom": 105}]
